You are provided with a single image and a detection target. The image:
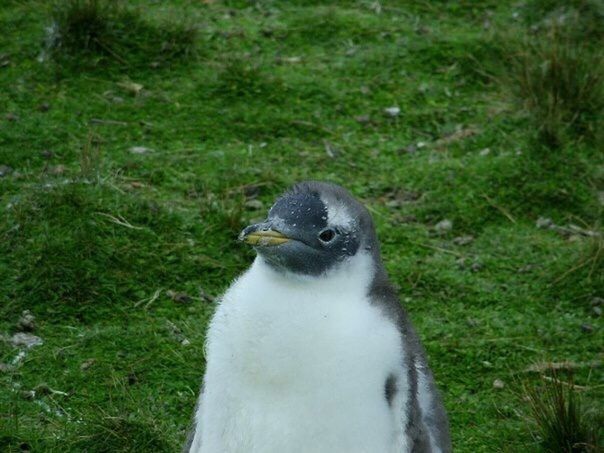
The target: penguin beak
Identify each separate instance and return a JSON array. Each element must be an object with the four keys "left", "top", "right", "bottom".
[{"left": 239, "top": 222, "right": 291, "bottom": 247}]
